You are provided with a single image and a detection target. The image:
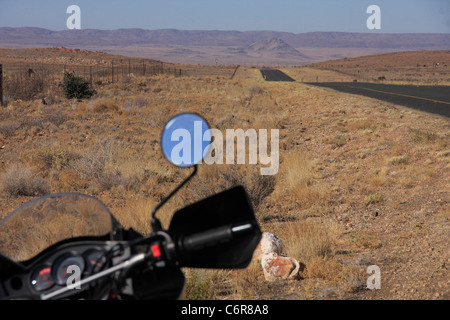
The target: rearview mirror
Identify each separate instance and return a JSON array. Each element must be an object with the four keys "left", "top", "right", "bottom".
[{"left": 161, "top": 113, "right": 211, "bottom": 167}]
